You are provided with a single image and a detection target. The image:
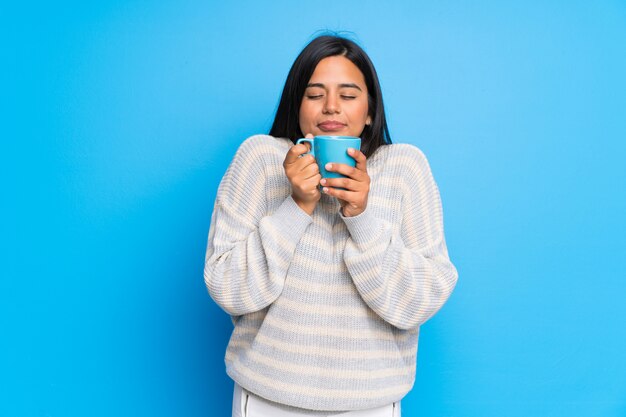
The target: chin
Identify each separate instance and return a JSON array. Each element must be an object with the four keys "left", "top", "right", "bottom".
[{"left": 321, "top": 130, "right": 354, "bottom": 136}]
